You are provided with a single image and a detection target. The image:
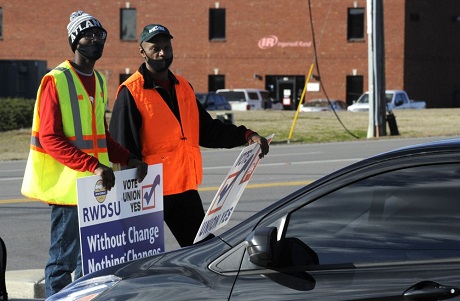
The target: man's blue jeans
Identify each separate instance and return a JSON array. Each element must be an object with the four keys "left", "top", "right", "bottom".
[{"left": 45, "top": 205, "right": 82, "bottom": 297}]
